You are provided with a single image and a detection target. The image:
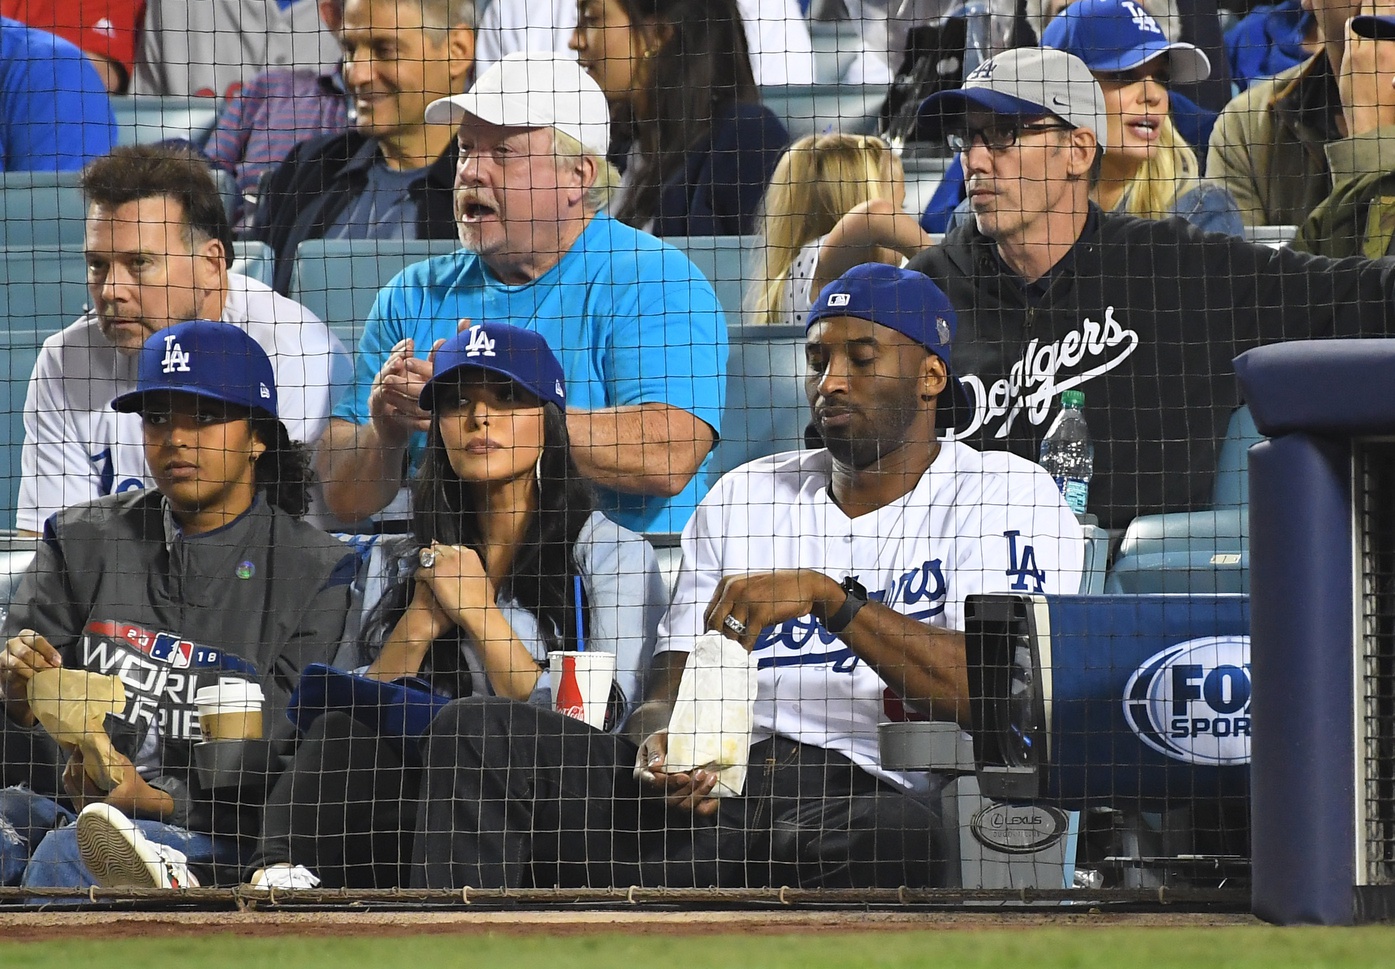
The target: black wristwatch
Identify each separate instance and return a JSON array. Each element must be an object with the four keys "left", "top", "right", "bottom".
[{"left": 824, "top": 576, "right": 869, "bottom": 635}]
